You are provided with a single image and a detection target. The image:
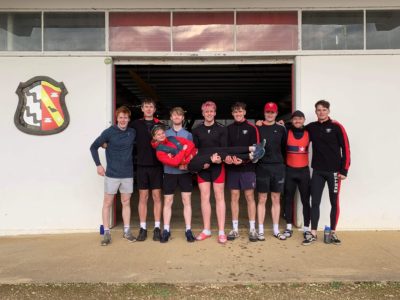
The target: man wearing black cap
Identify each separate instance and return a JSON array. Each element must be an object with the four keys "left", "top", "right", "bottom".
[
  {"left": 256, "top": 102, "right": 287, "bottom": 241},
  {"left": 282, "top": 110, "right": 312, "bottom": 241}
]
